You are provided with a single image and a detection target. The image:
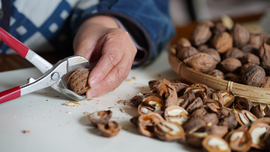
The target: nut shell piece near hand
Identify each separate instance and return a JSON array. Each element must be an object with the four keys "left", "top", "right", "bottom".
[
  {"left": 67, "top": 68, "right": 91, "bottom": 95},
  {"left": 97, "top": 121, "right": 121, "bottom": 137},
  {"left": 202, "top": 135, "right": 231, "bottom": 152}
]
